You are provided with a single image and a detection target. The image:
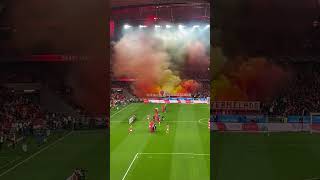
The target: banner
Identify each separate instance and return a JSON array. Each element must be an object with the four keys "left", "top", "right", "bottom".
[
  {"left": 212, "top": 122, "right": 312, "bottom": 132},
  {"left": 146, "top": 93, "right": 191, "bottom": 97},
  {"left": 212, "top": 101, "right": 260, "bottom": 111},
  {"left": 215, "top": 115, "right": 267, "bottom": 123},
  {"left": 144, "top": 98, "right": 209, "bottom": 104}
]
